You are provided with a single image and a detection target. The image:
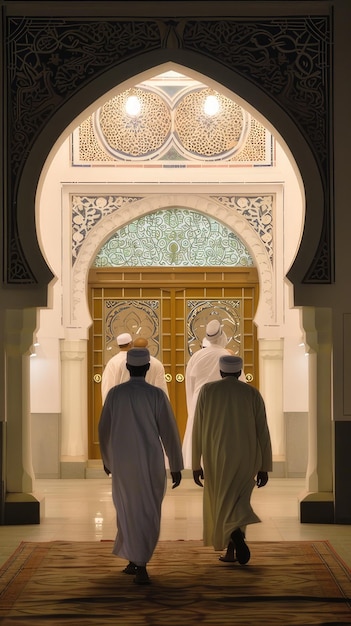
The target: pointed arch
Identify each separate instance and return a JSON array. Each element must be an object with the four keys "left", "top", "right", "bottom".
[
  {"left": 9, "top": 35, "right": 325, "bottom": 293},
  {"left": 70, "top": 194, "right": 273, "bottom": 330}
]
